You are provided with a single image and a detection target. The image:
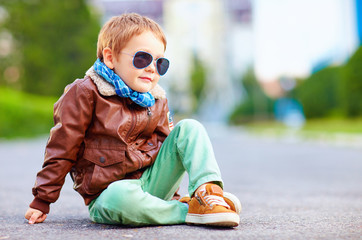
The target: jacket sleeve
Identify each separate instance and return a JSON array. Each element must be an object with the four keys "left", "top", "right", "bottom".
[{"left": 29, "top": 79, "right": 94, "bottom": 214}]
